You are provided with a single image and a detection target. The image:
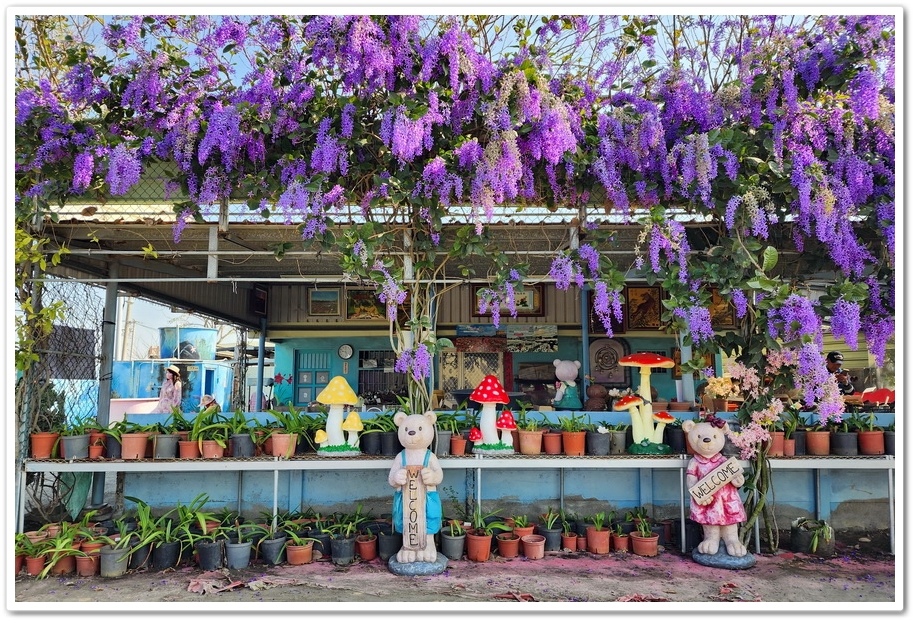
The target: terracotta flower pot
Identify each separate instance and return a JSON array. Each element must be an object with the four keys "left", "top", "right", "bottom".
[
  {"left": 496, "top": 533, "right": 520, "bottom": 558},
  {"left": 766, "top": 431, "right": 785, "bottom": 457},
  {"left": 464, "top": 531, "right": 492, "bottom": 562},
  {"left": 512, "top": 525, "right": 535, "bottom": 538},
  {"left": 783, "top": 438, "right": 796, "bottom": 457},
  {"left": 561, "top": 532, "right": 578, "bottom": 552},
  {"left": 517, "top": 429, "right": 544, "bottom": 455},
  {"left": 857, "top": 430, "right": 885, "bottom": 455},
  {"left": 521, "top": 534, "right": 546, "bottom": 560},
  {"left": 630, "top": 532, "right": 659, "bottom": 557},
  {"left": 561, "top": 431, "right": 586, "bottom": 456},
  {"left": 612, "top": 533, "right": 630, "bottom": 553},
  {"left": 355, "top": 534, "right": 378, "bottom": 561},
  {"left": 805, "top": 430, "right": 831, "bottom": 456},
  {"left": 586, "top": 526, "right": 611, "bottom": 554},
  {"left": 542, "top": 432, "right": 562, "bottom": 455},
  {"left": 285, "top": 541, "right": 315, "bottom": 565},
  {"left": 30, "top": 432, "right": 60, "bottom": 459},
  {"left": 450, "top": 435, "right": 467, "bottom": 456}
]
